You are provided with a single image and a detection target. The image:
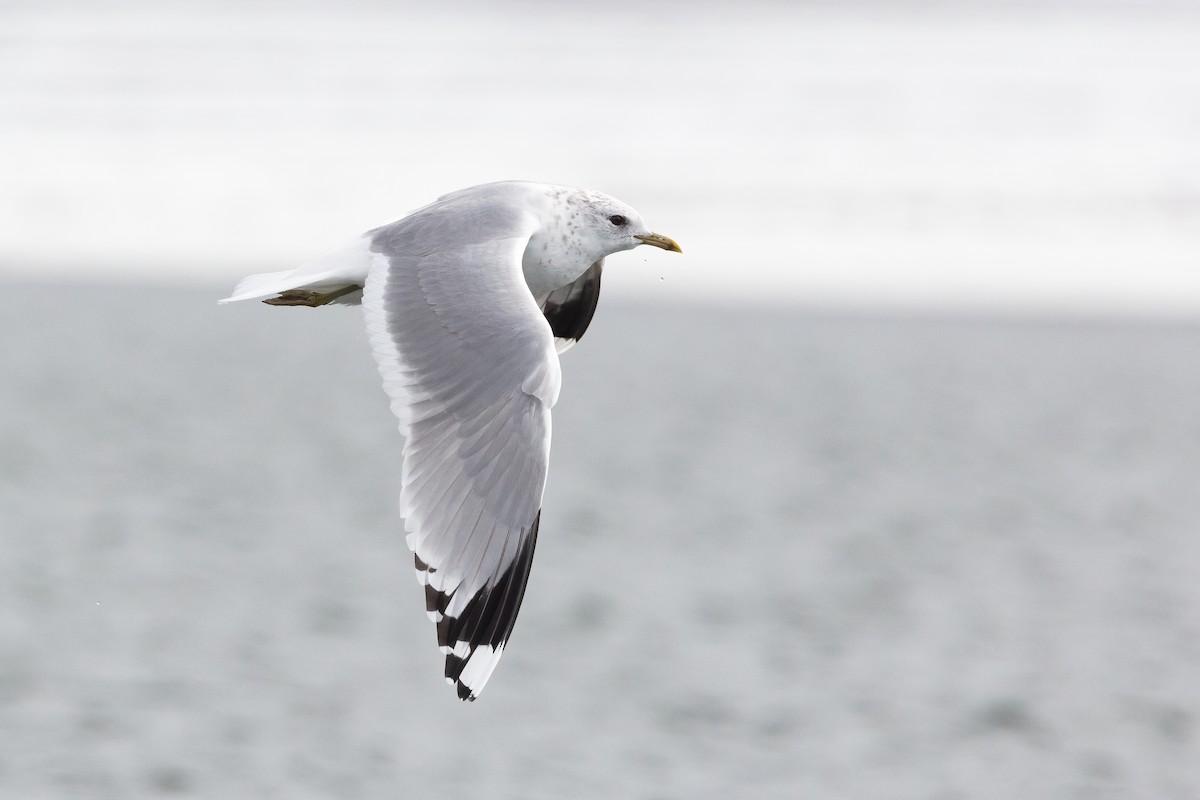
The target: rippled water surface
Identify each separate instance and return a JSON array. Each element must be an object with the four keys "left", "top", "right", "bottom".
[{"left": 1, "top": 283, "right": 1198, "bottom": 798}]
